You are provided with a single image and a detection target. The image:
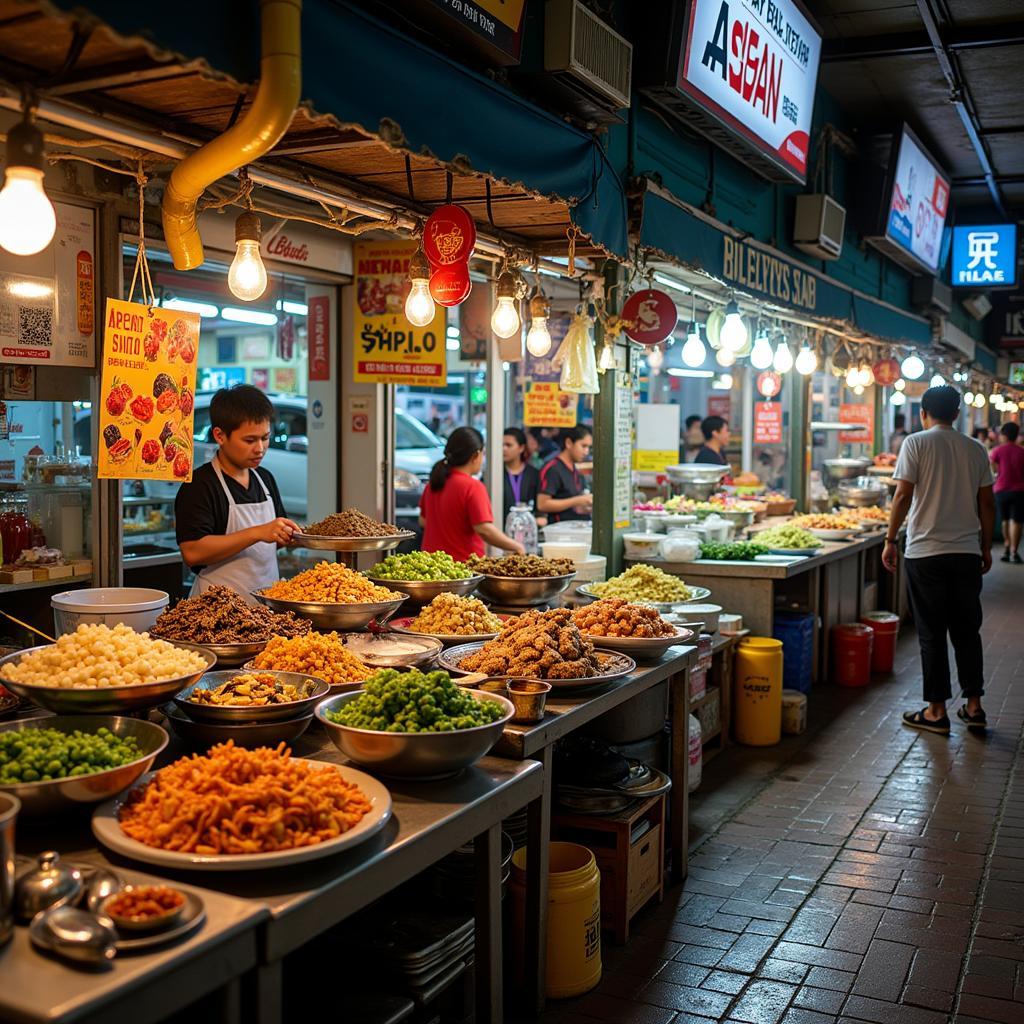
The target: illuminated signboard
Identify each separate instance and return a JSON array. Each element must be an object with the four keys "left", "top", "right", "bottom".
[{"left": 951, "top": 224, "right": 1018, "bottom": 289}]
